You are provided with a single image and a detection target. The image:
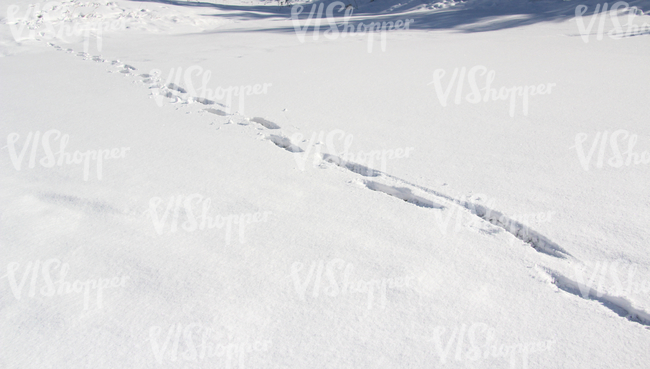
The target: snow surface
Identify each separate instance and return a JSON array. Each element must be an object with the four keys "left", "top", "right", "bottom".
[{"left": 1, "top": 0, "right": 649, "bottom": 368}]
